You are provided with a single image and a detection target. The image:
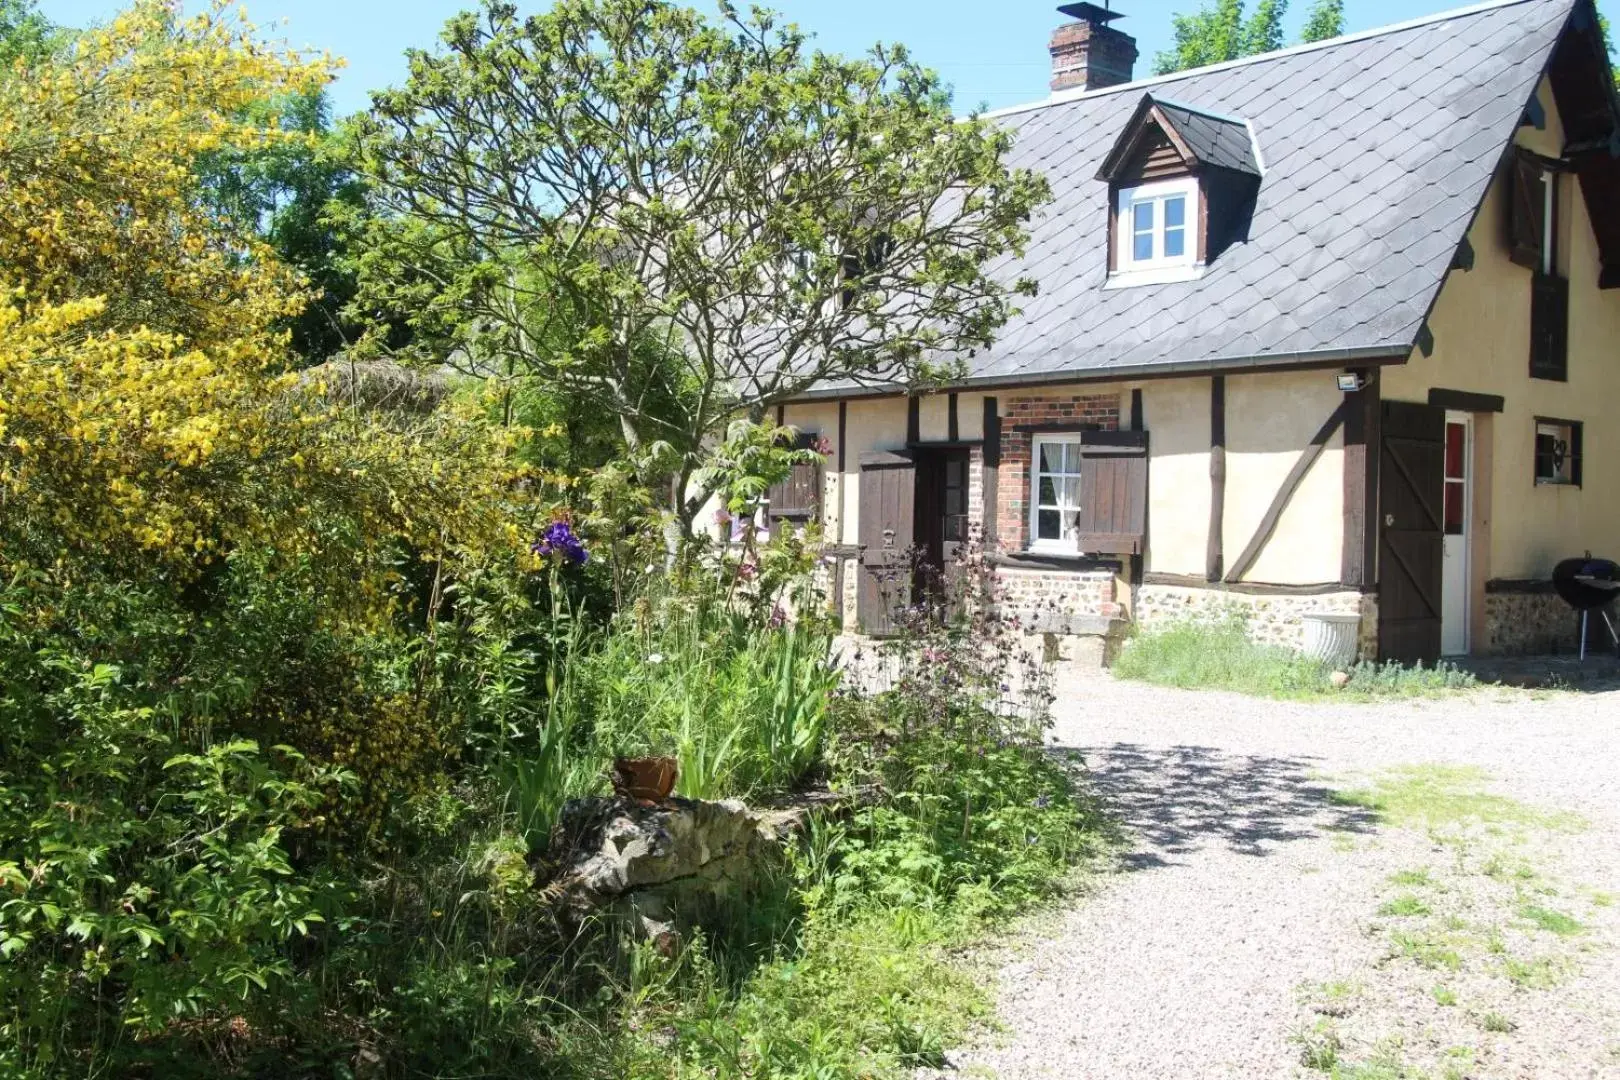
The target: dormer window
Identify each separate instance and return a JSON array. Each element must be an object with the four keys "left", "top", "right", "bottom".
[
  {"left": 1096, "top": 93, "right": 1262, "bottom": 288},
  {"left": 1119, "top": 178, "right": 1196, "bottom": 272}
]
